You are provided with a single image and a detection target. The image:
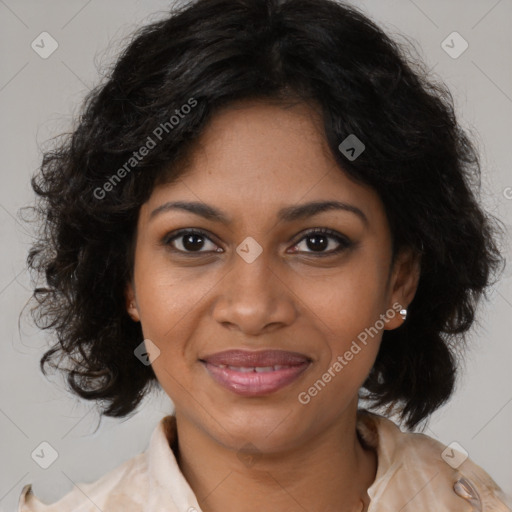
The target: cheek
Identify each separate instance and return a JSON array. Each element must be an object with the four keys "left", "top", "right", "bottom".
[
  {"left": 295, "top": 248, "right": 389, "bottom": 384},
  {"left": 131, "top": 251, "right": 221, "bottom": 394},
  {"left": 133, "top": 253, "right": 215, "bottom": 341},
  {"left": 299, "top": 249, "right": 389, "bottom": 338}
]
